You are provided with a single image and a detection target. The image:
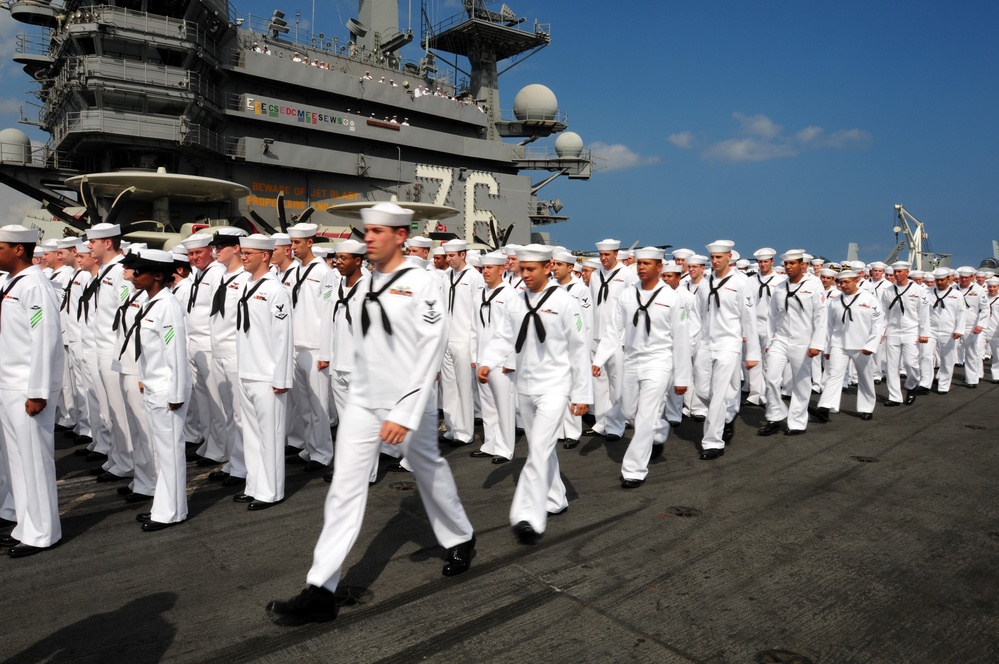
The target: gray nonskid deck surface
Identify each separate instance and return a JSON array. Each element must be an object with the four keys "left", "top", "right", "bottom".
[{"left": 2, "top": 375, "right": 997, "bottom": 664}]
